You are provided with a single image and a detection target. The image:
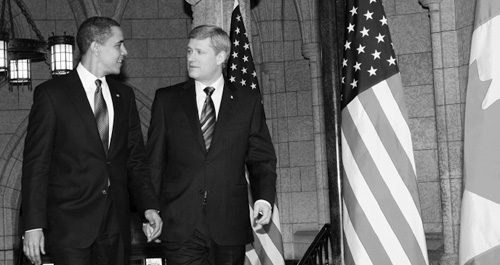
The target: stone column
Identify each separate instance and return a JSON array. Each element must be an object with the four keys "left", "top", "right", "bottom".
[
  {"left": 302, "top": 43, "right": 330, "bottom": 225},
  {"left": 185, "top": 0, "right": 251, "bottom": 34},
  {"left": 419, "top": 0, "right": 460, "bottom": 264}
]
